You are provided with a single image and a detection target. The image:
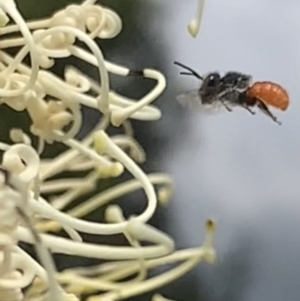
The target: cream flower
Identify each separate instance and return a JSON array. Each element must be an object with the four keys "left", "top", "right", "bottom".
[{"left": 0, "top": 1, "right": 215, "bottom": 301}]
